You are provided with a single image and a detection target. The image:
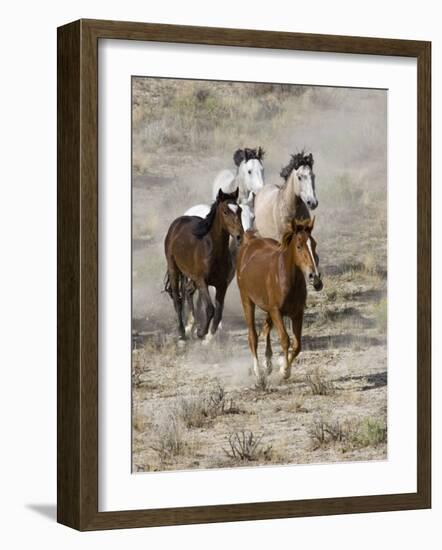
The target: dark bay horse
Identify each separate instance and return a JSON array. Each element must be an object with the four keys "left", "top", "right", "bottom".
[
  {"left": 165, "top": 189, "right": 243, "bottom": 342},
  {"left": 237, "top": 218, "right": 323, "bottom": 380}
]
